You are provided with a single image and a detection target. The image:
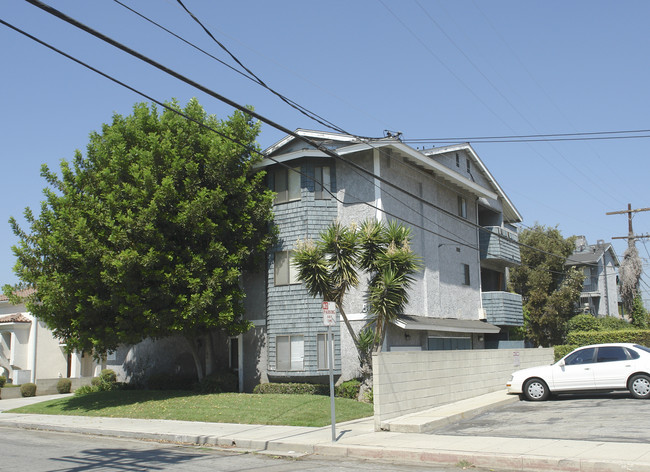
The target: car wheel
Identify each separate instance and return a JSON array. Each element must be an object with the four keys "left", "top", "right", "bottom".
[
  {"left": 523, "top": 378, "right": 550, "bottom": 401},
  {"left": 629, "top": 374, "right": 650, "bottom": 399}
]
